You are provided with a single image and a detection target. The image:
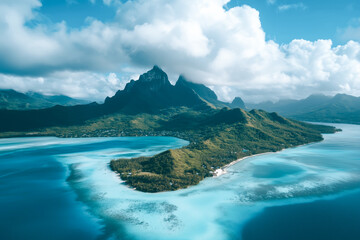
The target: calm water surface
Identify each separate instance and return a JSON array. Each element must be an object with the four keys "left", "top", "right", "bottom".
[{"left": 0, "top": 124, "right": 359, "bottom": 240}]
